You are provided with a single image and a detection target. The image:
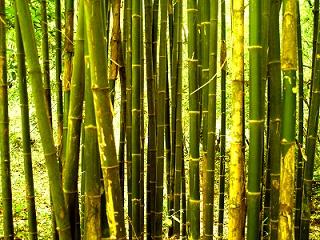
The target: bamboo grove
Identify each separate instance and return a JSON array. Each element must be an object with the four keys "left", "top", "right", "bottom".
[{"left": 1, "top": 0, "right": 320, "bottom": 239}]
